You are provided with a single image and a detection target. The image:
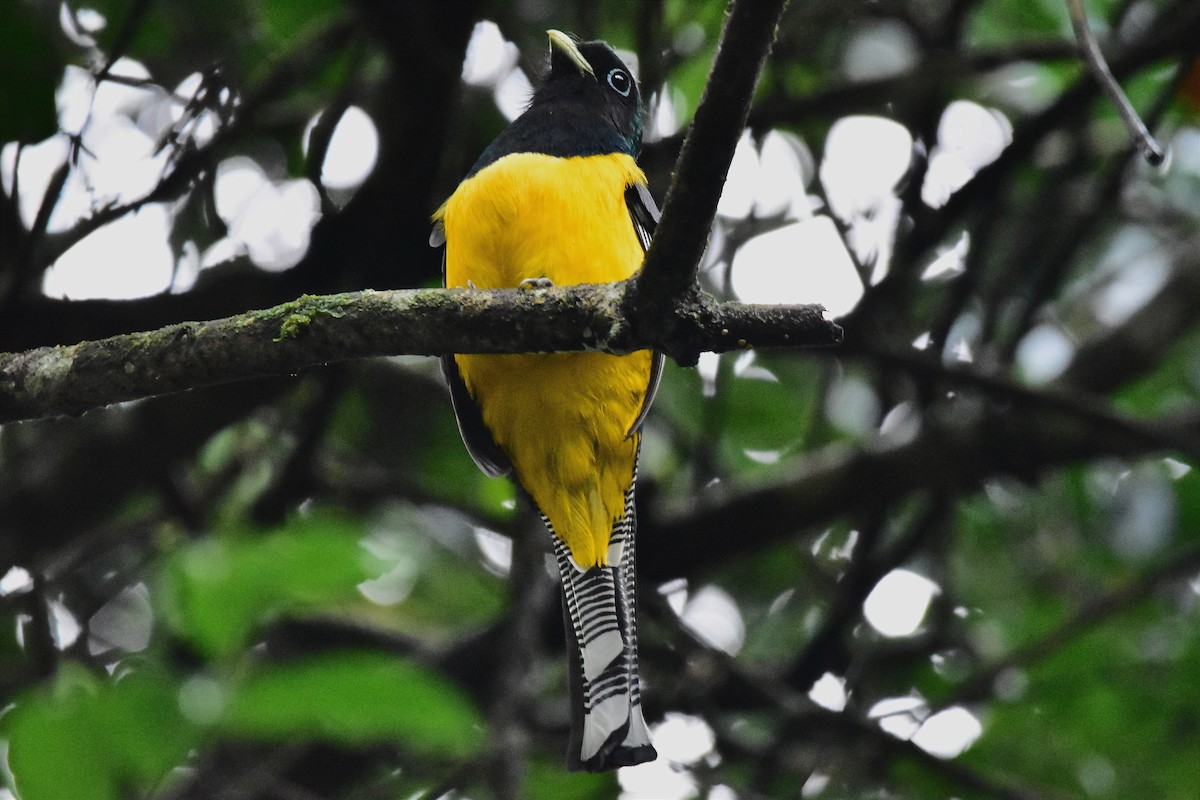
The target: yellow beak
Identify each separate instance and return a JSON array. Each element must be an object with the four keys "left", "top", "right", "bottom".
[{"left": 547, "top": 29, "right": 594, "bottom": 77}]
